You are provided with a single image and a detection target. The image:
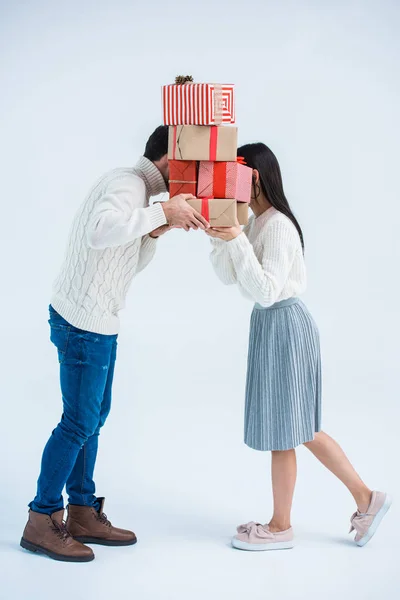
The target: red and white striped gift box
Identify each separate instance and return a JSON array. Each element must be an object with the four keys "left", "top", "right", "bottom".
[{"left": 162, "top": 83, "right": 235, "bottom": 126}]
